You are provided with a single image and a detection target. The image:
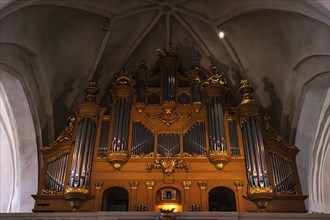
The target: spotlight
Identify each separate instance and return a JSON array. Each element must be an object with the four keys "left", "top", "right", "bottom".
[{"left": 218, "top": 31, "right": 225, "bottom": 39}]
